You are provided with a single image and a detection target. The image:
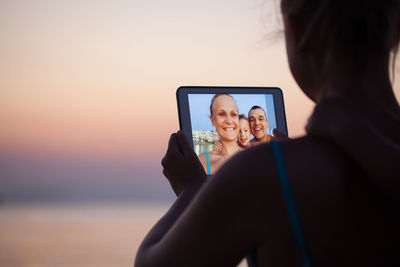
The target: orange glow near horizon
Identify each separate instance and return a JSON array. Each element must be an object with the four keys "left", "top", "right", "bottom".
[{"left": 1, "top": 0, "right": 399, "bottom": 164}]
